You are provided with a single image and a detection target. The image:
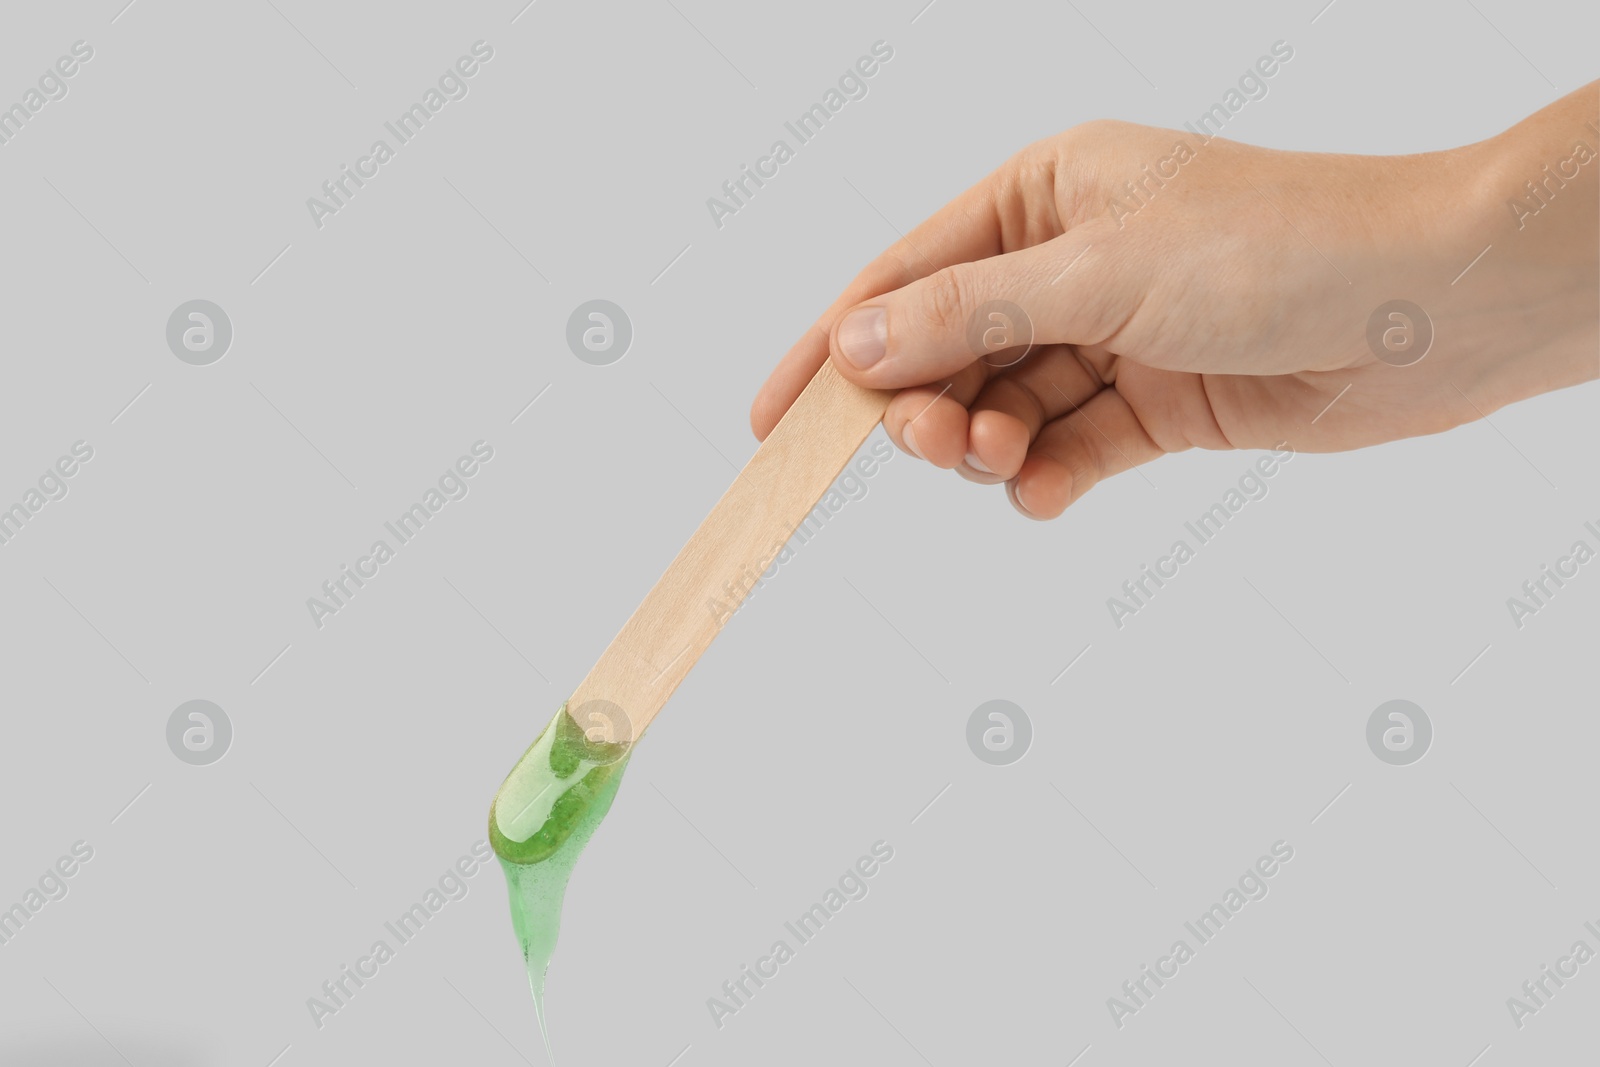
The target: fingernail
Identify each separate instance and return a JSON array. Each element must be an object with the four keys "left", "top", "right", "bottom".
[
  {"left": 965, "top": 451, "right": 993, "bottom": 474},
  {"left": 1009, "top": 480, "right": 1037, "bottom": 517},
  {"left": 902, "top": 421, "right": 925, "bottom": 460},
  {"left": 836, "top": 307, "right": 887, "bottom": 369}
]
